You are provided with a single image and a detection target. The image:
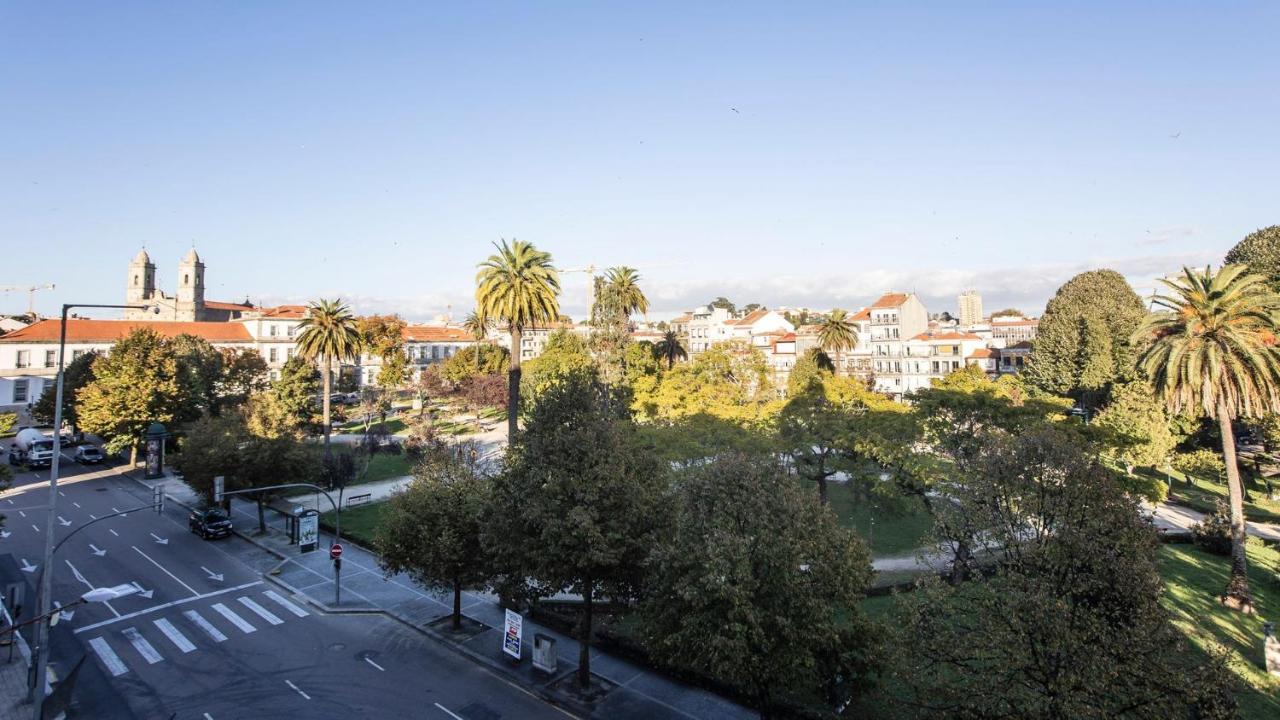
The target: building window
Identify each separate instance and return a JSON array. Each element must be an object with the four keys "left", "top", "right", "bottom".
[
  {"left": 15, "top": 350, "right": 30, "bottom": 368},
  {"left": 72, "top": 350, "right": 85, "bottom": 361},
  {"left": 287, "top": 325, "right": 295, "bottom": 337},
  {"left": 286, "top": 348, "right": 294, "bottom": 361},
  {"left": 269, "top": 370, "right": 280, "bottom": 381},
  {"left": 270, "top": 324, "right": 278, "bottom": 337},
  {"left": 13, "top": 379, "right": 29, "bottom": 403},
  {"left": 45, "top": 350, "right": 57, "bottom": 368},
  {"left": 269, "top": 348, "right": 278, "bottom": 363}
]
